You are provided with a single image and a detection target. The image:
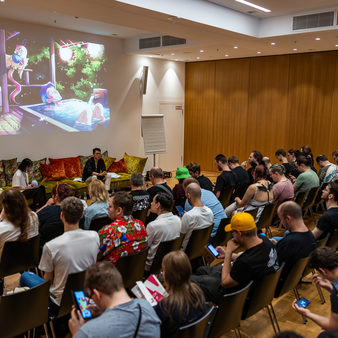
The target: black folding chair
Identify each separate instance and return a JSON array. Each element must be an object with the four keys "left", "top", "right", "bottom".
[
  {"left": 89, "top": 216, "right": 111, "bottom": 232},
  {"left": 210, "top": 218, "right": 231, "bottom": 247},
  {"left": 326, "top": 229, "right": 338, "bottom": 250},
  {"left": 132, "top": 208, "right": 148, "bottom": 225}
]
